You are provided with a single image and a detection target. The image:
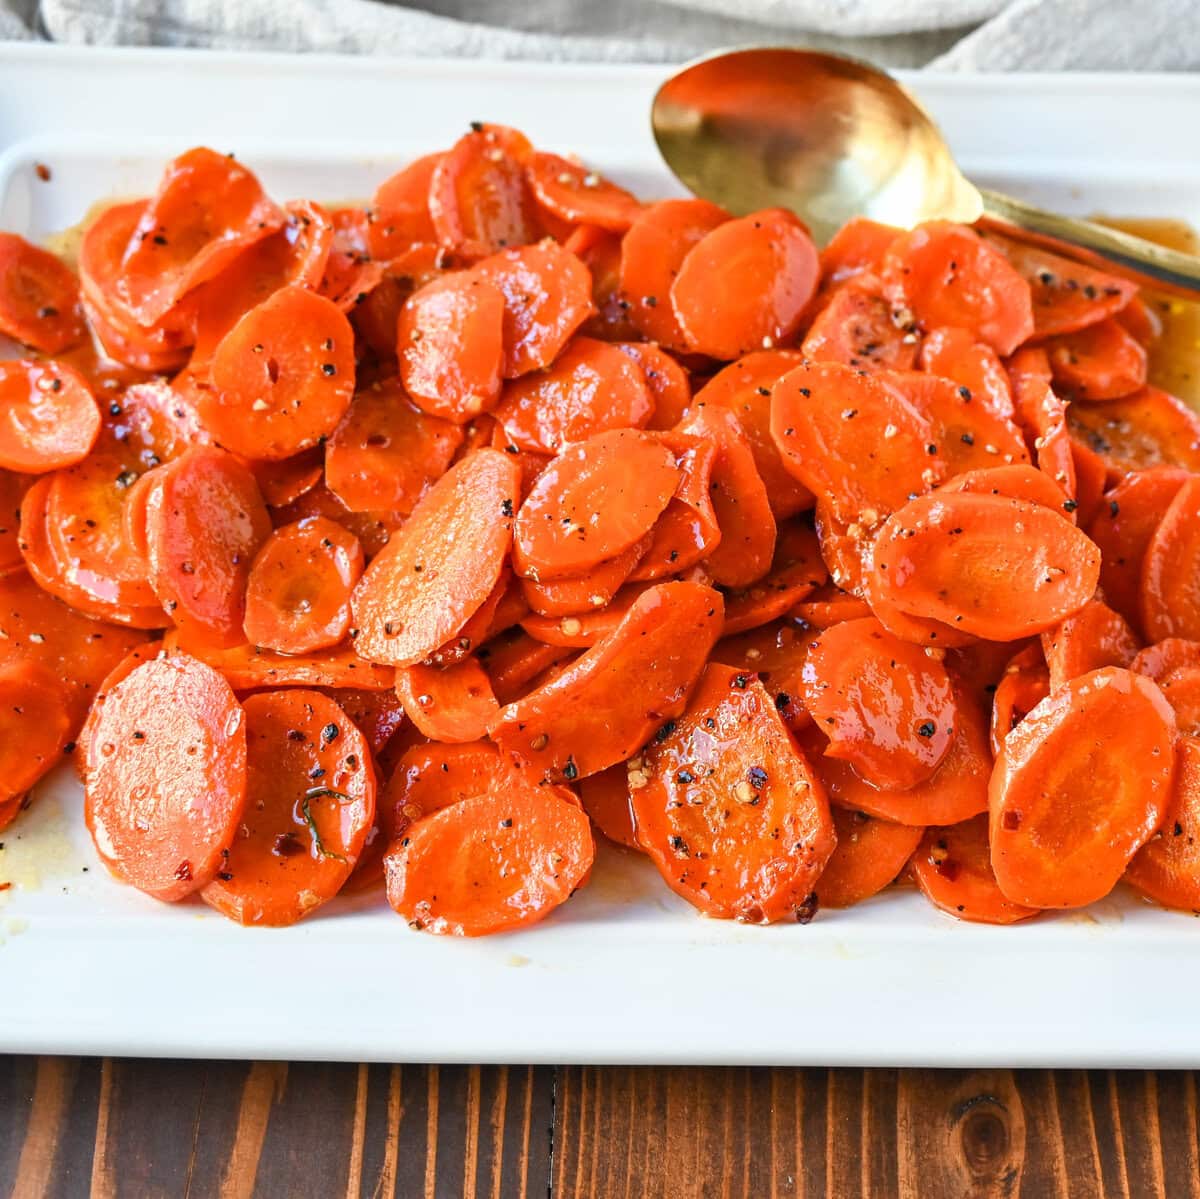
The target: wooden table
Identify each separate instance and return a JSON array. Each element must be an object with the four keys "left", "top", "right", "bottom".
[{"left": 3, "top": 1058, "right": 1196, "bottom": 1197}]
